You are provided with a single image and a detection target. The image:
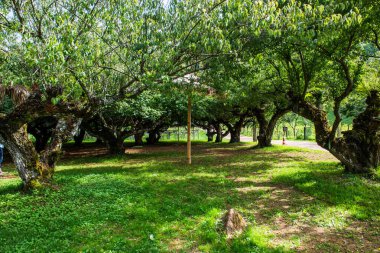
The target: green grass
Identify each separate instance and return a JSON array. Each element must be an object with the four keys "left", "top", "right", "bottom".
[{"left": 0, "top": 143, "right": 379, "bottom": 252}]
